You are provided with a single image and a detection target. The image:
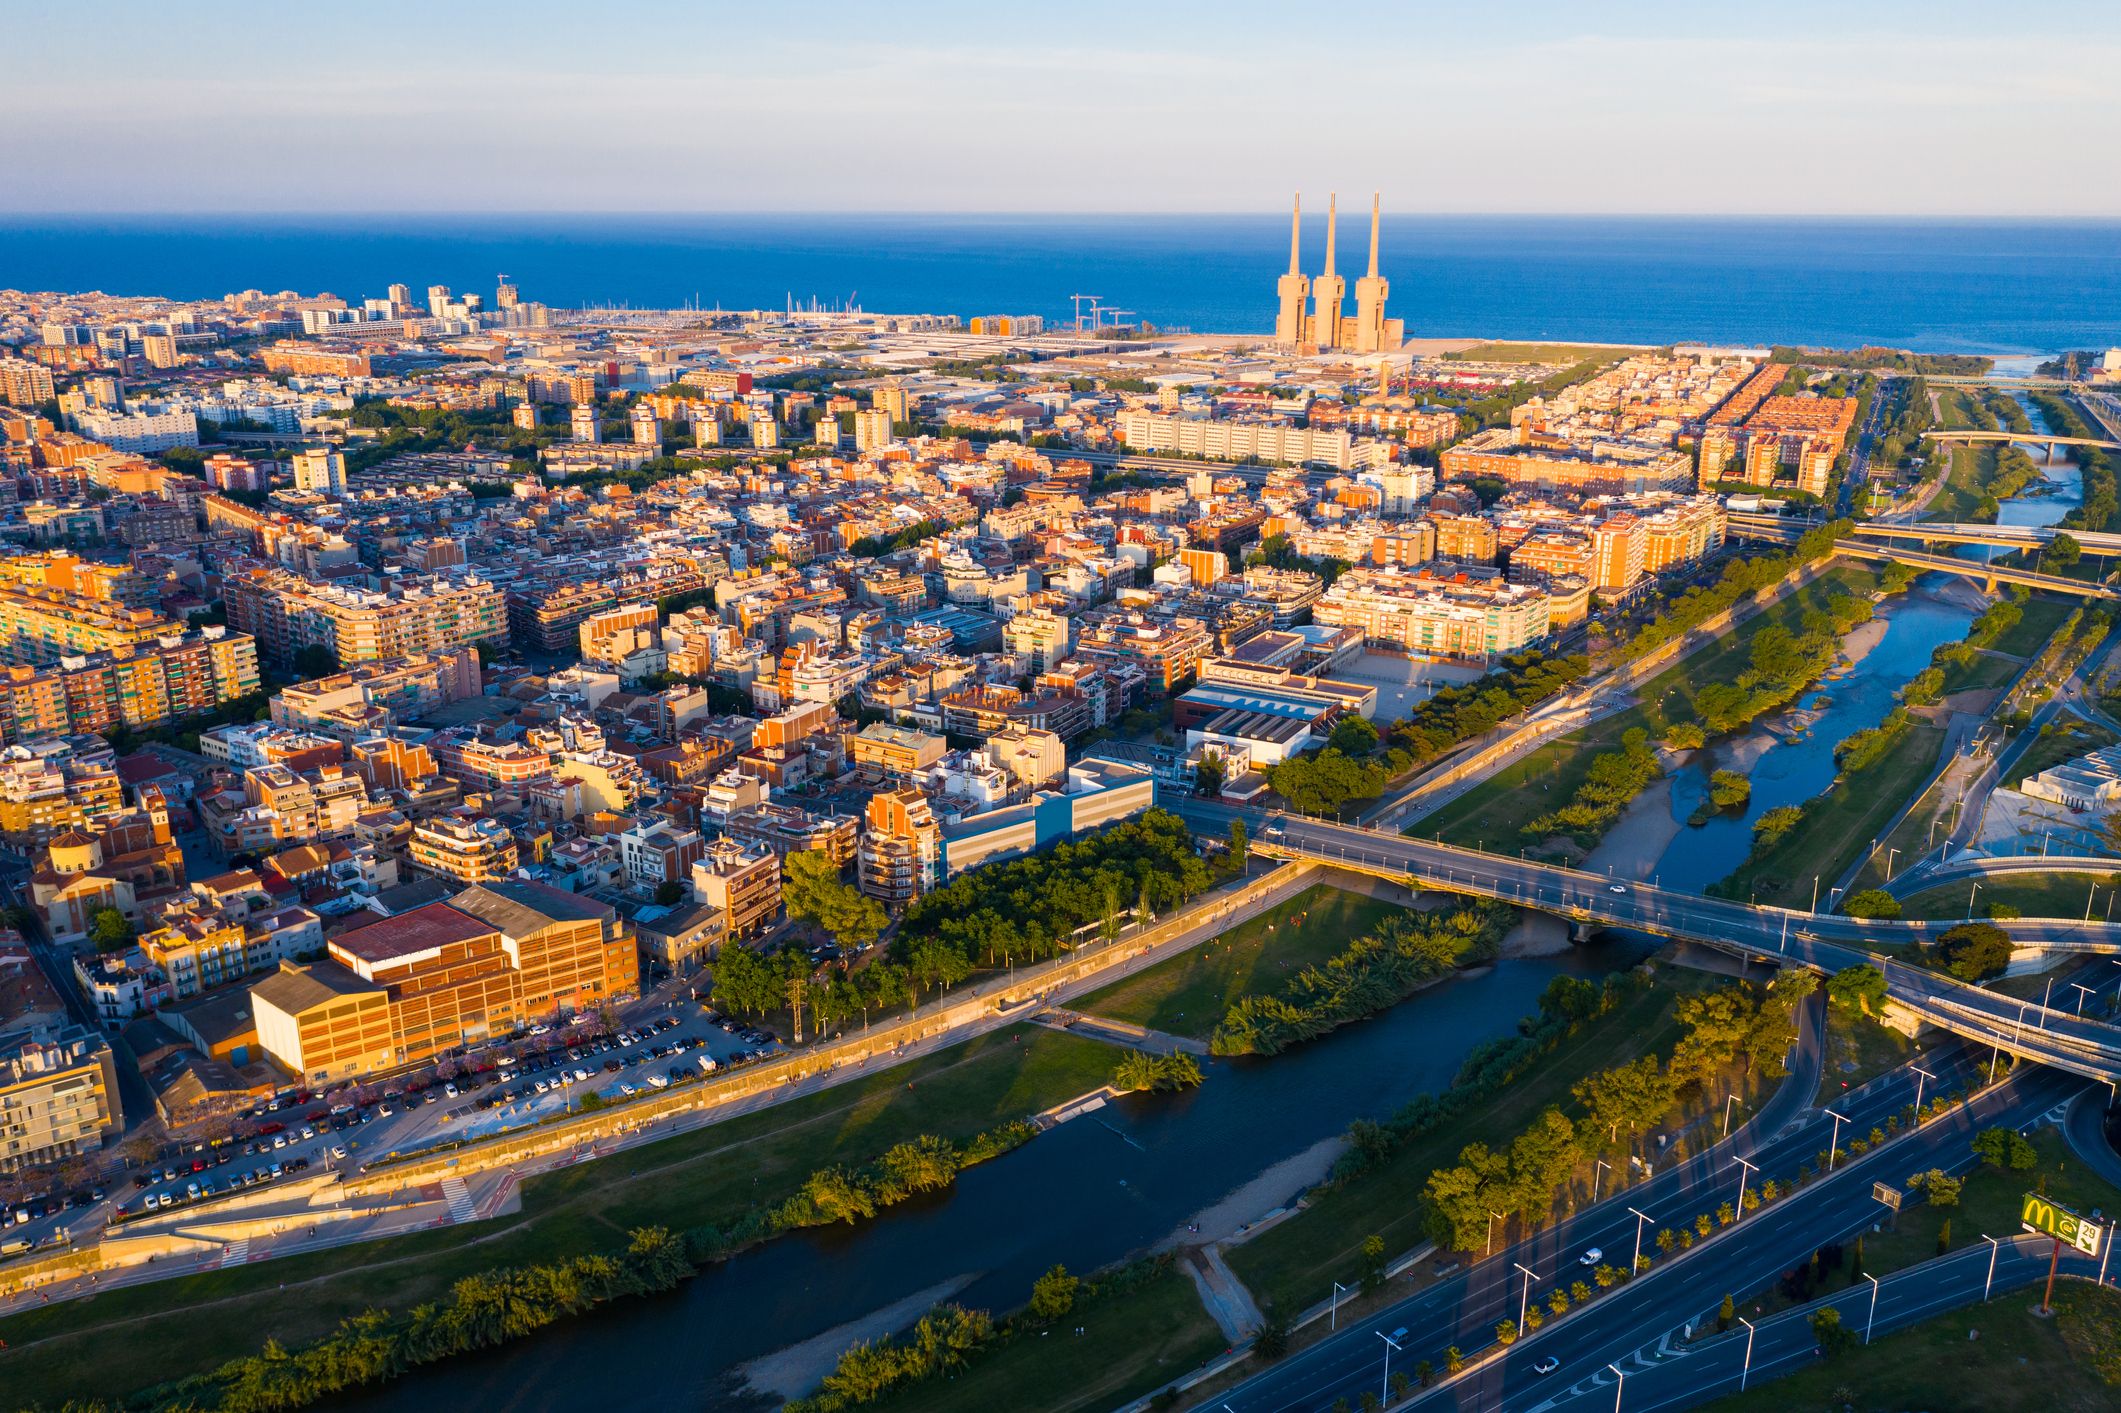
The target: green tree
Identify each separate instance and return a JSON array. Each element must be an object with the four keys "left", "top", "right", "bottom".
[
  {"left": 1810, "top": 1305, "right": 1855, "bottom": 1357},
  {"left": 783, "top": 850, "right": 886, "bottom": 950},
  {"left": 2048, "top": 531, "right": 2083, "bottom": 571},
  {"left": 1910, "top": 1168, "right": 1962, "bottom": 1207},
  {"left": 1971, "top": 1126, "right": 2037, "bottom": 1171},
  {"left": 89, "top": 907, "right": 135, "bottom": 951},
  {"left": 1718, "top": 1292, "right": 1735, "bottom": 1332},
  {"left": 1360, "top": 1234, "right": 1388, "bottom": 1293},
  {"left": 1572, "top": 1055, "right": 1673, "bottom": 1146},
  {"left": 1936, "top": 922, "right": 2012, "bottom": 981},
  {"left": 1254, "top": 1307, "right": 1290, "bottom": 1360},
  {"left": 1194, "top": 752, "right": 1227, "bottom": 797},
  {"left": 1708, "top": 770, "right": 1751, "bottom": 810},
  {"left": 1843, "top": 889, "right": 1902, "bottom": 920},
  {"left": 1227, "top": 818, "right": 1248, "bottom": 870},
  {"left": 291, "top": 643, "right": 338, "bottom": 679},
  {"left": 1827, "top": 964, "right": 1889, "bottom": 1016},
  {"left": 1027, "top": 1264, "right": 1079, "bottom": 1322},
  {"left": 653, "top": 879, "right": 686, "bottom": 906}
]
